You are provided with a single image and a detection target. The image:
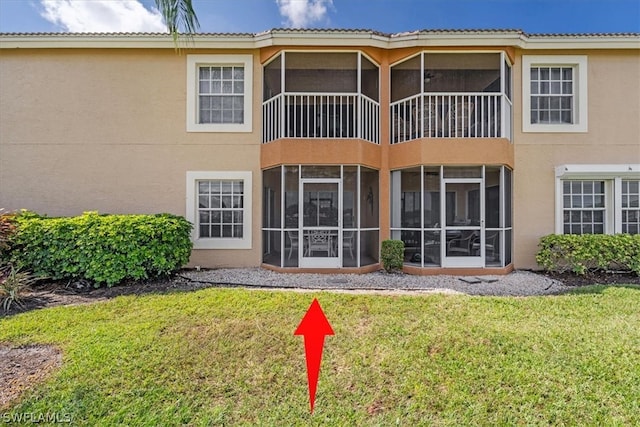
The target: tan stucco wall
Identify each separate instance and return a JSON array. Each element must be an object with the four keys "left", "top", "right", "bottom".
[
  {"left": 512, "top": 49, "right": 640, "bottom": 269},
  {"left": 0, "top": 48, "right": 263, "bottom": 268},
  {"left": 2, "top": 44, "right": 638, "bottom": 272}
]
